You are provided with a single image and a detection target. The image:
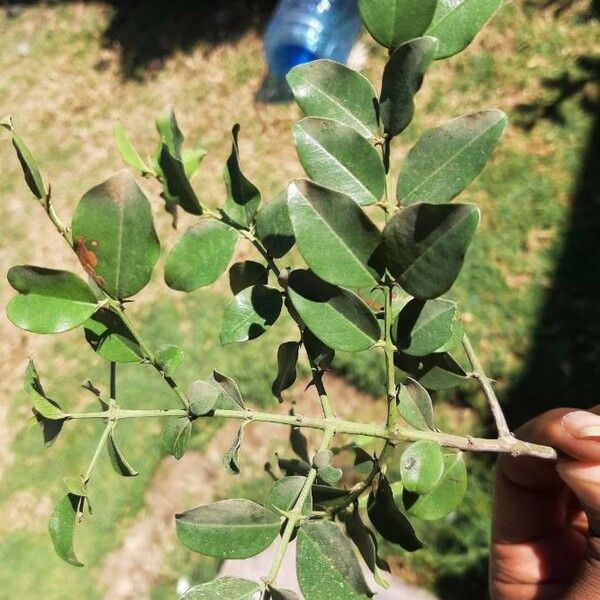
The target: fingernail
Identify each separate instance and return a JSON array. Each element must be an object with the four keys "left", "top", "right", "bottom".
[{"left": 562, "top": 411, "right": 600, "bottom": 438}]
